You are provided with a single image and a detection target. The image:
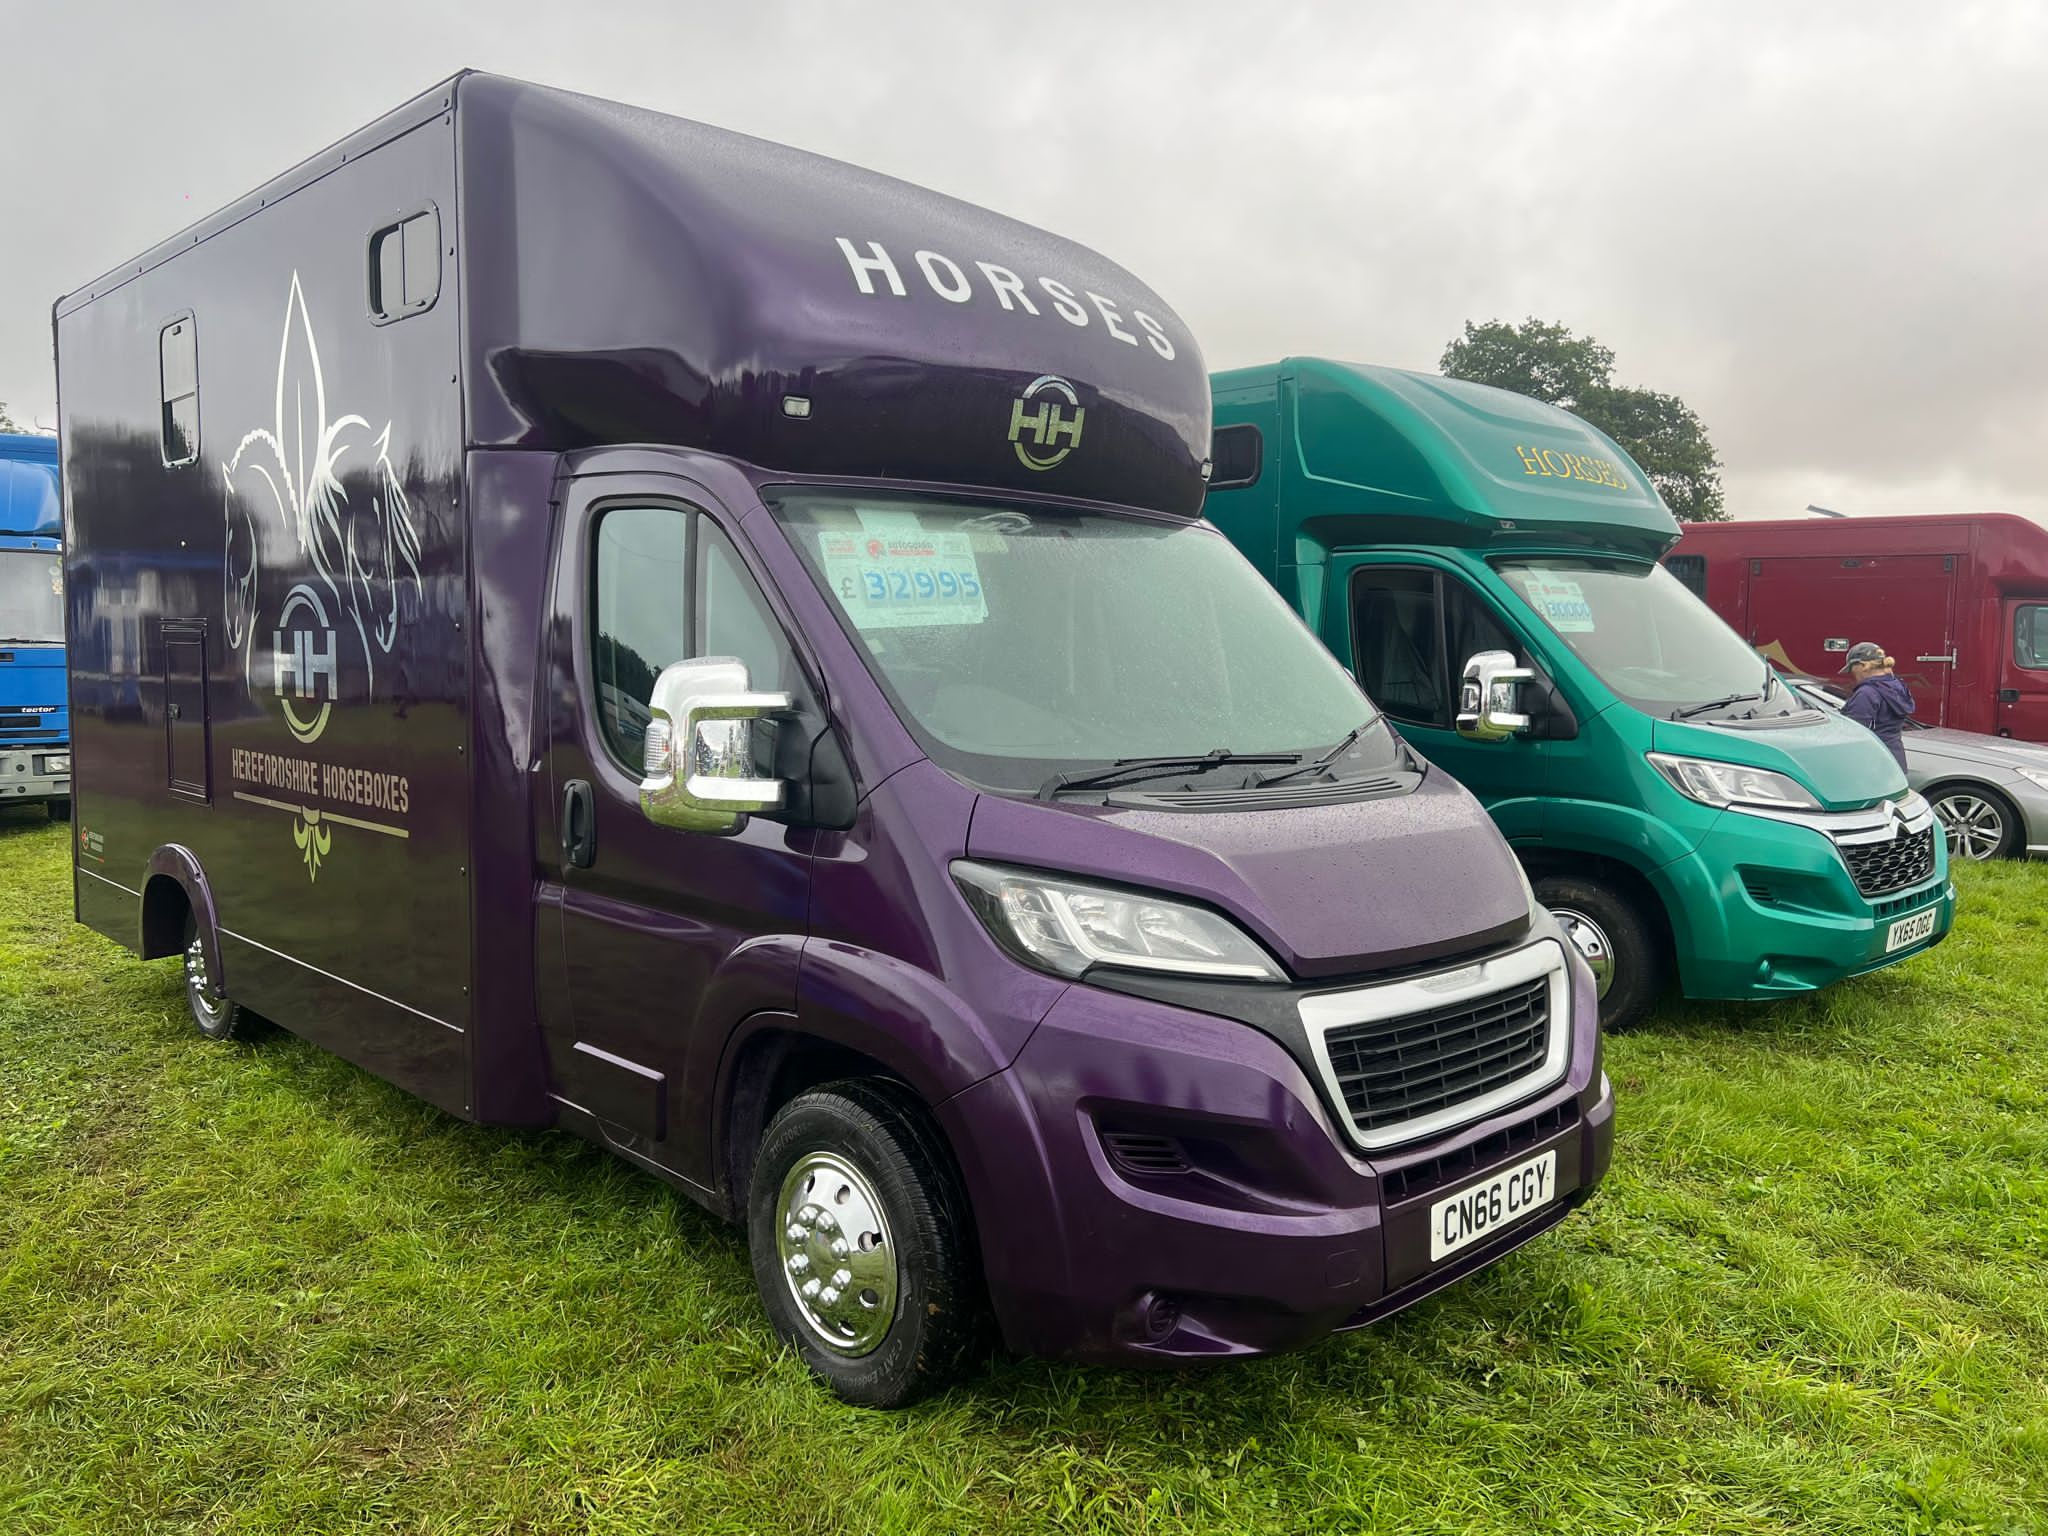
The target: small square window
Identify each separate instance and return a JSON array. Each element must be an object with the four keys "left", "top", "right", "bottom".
[
  {"left": 369, "top": 208, "right": 441, "bottom": 321},
  {"left": 1664, "top": 553, "right": 1707, "bottom": 600},
  {"left": 1209, "top": 423, "right": 1263, "bottom": 490},
  {"left": 160, "top": 317, "right": 199, "bottom": 466}
]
